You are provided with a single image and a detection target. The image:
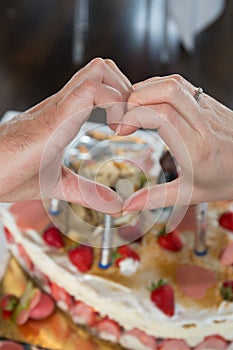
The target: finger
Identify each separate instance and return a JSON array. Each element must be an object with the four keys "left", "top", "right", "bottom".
[
  {"left": 133, "top": 74, "right": 195, "bottom": 94},
  {"left": 117, "top": 105, "right": 194, "bottom": 167},
  {"left": 123, "top": 182, "right": 176, "bottom": 211},
  {"left": 122, "top": 179, "right": 192, "bottom": 211},
  {"left": 50, "top": 81, "right": 123, "bottom": 141},
  {"left": 122, "top": 179, "right": 193, "bottom": 232},
  {"left": 104, "top": 59, "right": 132, "bottom": 130},
  {"left": 127, "top": 77, "right": 206, "bottom": 131},
  {"left": 28, "top": 58, "right": 131, "bottom": 116},
  {"left": 104, "top": 58, "right": 132, "bottom": 95},
  {"left": 61, "top": 58, "right": 131, "bottom": 102},
  {"left": 52, "top": 166, "right": 122, "bottom": 215}
]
